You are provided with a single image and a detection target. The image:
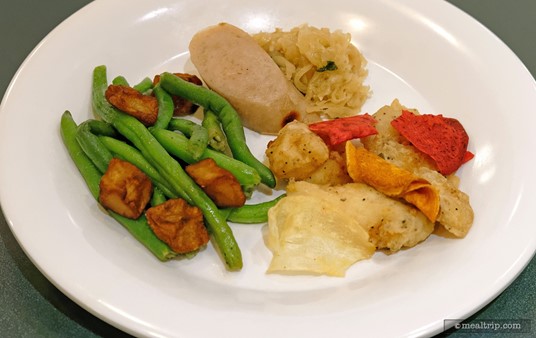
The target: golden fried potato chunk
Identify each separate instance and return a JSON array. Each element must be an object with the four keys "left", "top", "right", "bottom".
[
  {"left": 305, "top": 150, "right": 353, "bottom": 186},
  {"left": 265, "top": 120, "right": 329, "bottom": 180},
  {"left": 153, "top": 73, "right": 203, "bottom": 116},
  {"left": 145, "top": 198, "right": 209, "bottom": 254},
  {"left": 105, "top": 84, "right": 158, "bottom": 126},
  {"left": 185, "top": 158, "right": 246, "bottom": 208},
  {"left": 99, "top": 158, "right": 153, "bottom": 219}
]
